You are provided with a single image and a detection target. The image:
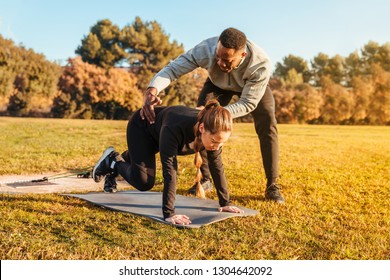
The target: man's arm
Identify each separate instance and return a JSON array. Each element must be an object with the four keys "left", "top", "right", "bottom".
[
  {"left": 225, "top": 64, "right": 270, "bottom": 118},
  {"left": 141, "top": 53, "right": 200, "bottom": 124},
  {"left": 141, "top": 38, "right": 216, "bottom": 123}
]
